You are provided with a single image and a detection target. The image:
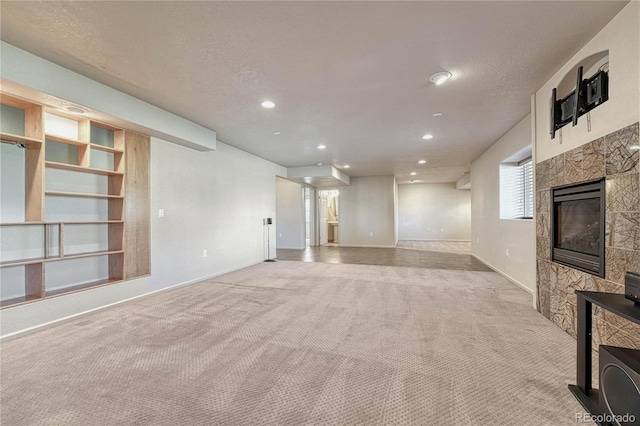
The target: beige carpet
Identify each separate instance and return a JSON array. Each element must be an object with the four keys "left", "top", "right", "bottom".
[
  {"left": 1, "top": 261, "right": 584, "bottom": 425},
  {"left": 396, "top": 240, "right": 472, "bottom": 255}
]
